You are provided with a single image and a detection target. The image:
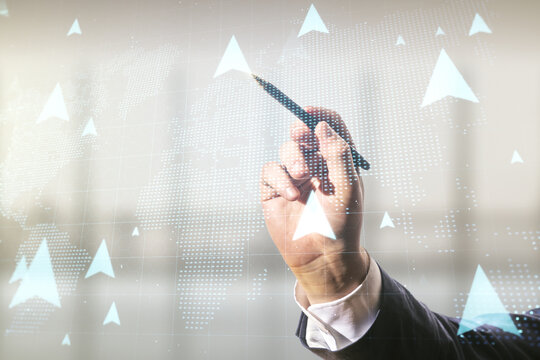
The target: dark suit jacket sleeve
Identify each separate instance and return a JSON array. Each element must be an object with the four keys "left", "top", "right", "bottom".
[{"left": 296, "top": 263, "right": 540, "bottom": 359}]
